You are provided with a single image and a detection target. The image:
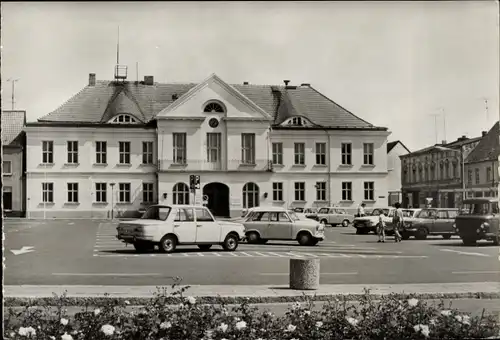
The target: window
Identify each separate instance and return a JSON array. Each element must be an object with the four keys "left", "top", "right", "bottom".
[
  {"left": 294, "top": 182, "right": 305, "bottom": 201},
  {"left": 143, "top": 206, "right": 172, "bottom": 221},
  {"left": 294, "top": 143, "right": 305, "bottom": 165},
  {"left": 487, "top": 167, "right": 492, "bottom": 182},
  {"left": 318, "top": 208, "right": 329, "bottom": 214},
  {"left": 243, "top": 182, "right": 260, "bottom": 209},
  {"left": 316, "top": 181, "right": 326, "bottom": 201},
  {"left": 364, "top": 182, "right": 374, "bottom": 201},
  {"left": 452, "top": 163, "right": 458, "bottom": 178},
  {"left": 342, "top": 182, "right": 352, "bottom": 201},
  {"left": 174, "top": 208, "right": 194, "bottom": 222},
  {"left": 430, "top": 166, "right": 435, "bottom": 181},
  {"left": 445, "top": 162, "right": 450, "bottom": 179},
  {"left": 119, "top": 183, "right": 131, "bottom": 203},
  {"left": 2, "top": 160, "right": 12, "bottom": 175},
  {"left": 440, "top": 164, "right": 444, "bottom": 179},
  {"left": 111, "top": 114, "right": 138, "bottom": 124},
  {"left": 341, "top": 143, "right": 352, "bottom": 165},
  {"left": 67, "top": 141, "right": 78, "bottom": 164},
  {"left": 67, "top": 183, "right": 79, "bottom": 203},
  {"left": 207, "top": 133, "right": 221, "bottom": 163},
  {"left": 251, "top": 212, "right": 270, "bottom": 221},
  {"left": 96, "top": 141, "right": 107, "bottom": 164},
  {"left": 95, "top": 183, "right": 107, "bottom": 203},
  {"left": 142, "top": 142, "right": 154, "bottom": 164},
  {"left": 241, "top": 133, "right": 255, "bottom": 164},
  {"left": 467, "top": 170, "right": 472, "bottom": 185},
  {"left": 272, "top": 182, "right": 283, "bottom": 201},
  {"left": 272, "top": 143, "right": 283, "bottom": 165},
  {"left": 173, "top": 182, "right": 190, "bottom": 204},
  {"left": 42, "top": 141, "right": 54, "bottom": 164},
  {"left": 204, "top": 102, "right": 224, "bottom": 113},
  {"left": 142, "top": 182, "right": 154, "bottom": 203},
  {"left": 173, "top": 133, "right": 187, "bottom": 164},
  {"left": 475, "top": 168, "right": 480, "bottom": 184},
  {"left": 315, "top": 143, "right": 326, "bottom": 165},
  {"left": 195, "top": 208, "right": 215, "bottom": 222},
  {"left": 42, "top": 183, "right": 54, "bottom": 203},
  {"left": 119, "top": 142, "right": 131, "bottom": 164},
  {"left": 363, "top": 143, "right": 374, "bottom": 165},
  {"left": 270, "top": 212, "right": 291, "bottom": 222}
]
